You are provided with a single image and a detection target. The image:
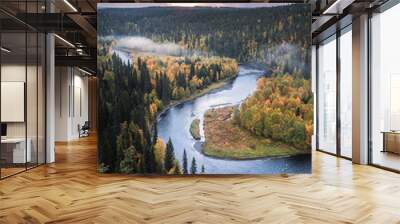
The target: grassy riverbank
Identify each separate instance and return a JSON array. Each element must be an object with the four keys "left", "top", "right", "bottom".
[
  {"left": 190, "top": 119, "right": 201, "bottom": 140},
  {"left": 172, "top": 76, "right": 234, "bottom": 105},
  {"left": 157, "top": 76, "right": 236, "bottom": 118},
  {"left": 203, "top": 106, "right": 308, "bottom": 160}
]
